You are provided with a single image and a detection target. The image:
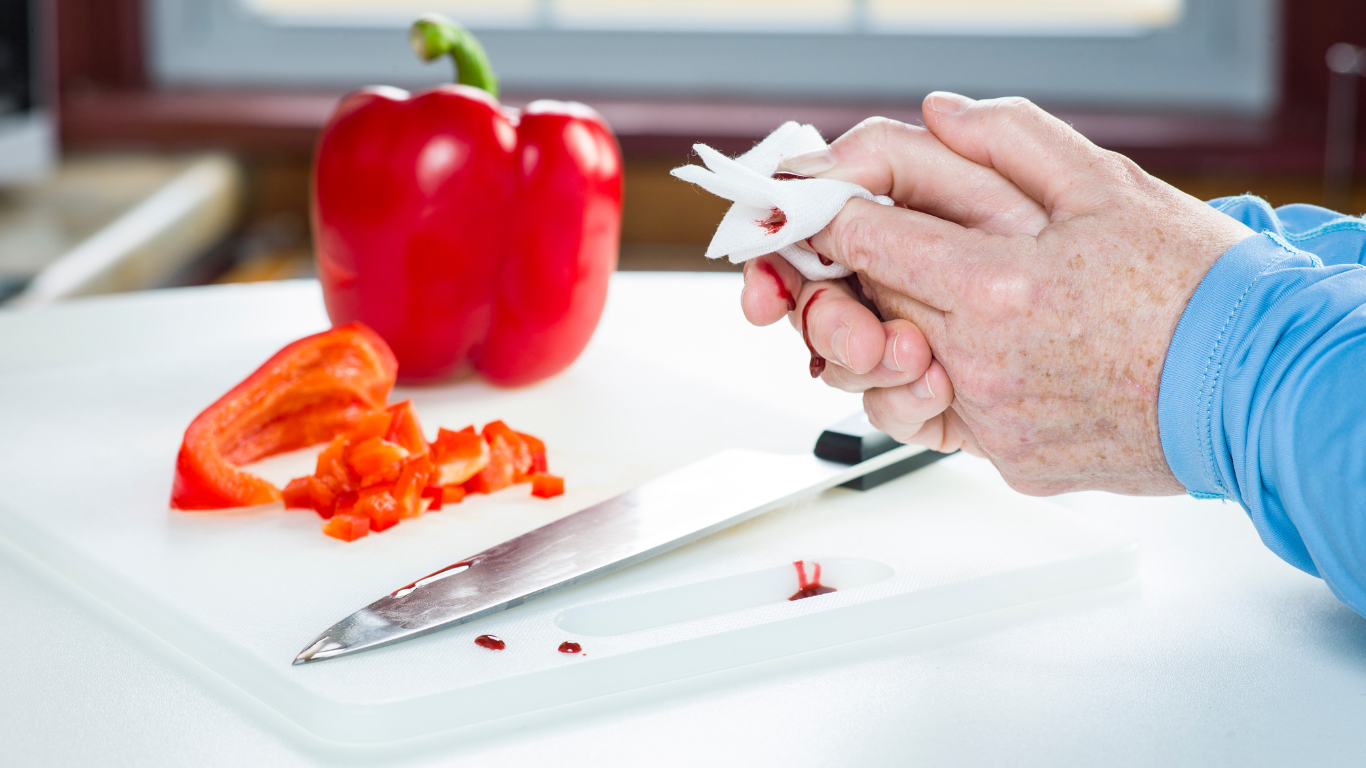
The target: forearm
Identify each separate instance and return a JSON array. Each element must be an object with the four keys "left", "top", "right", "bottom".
[{"left": 1160, "top": 195, "right": 1366, "bottom": 614}]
